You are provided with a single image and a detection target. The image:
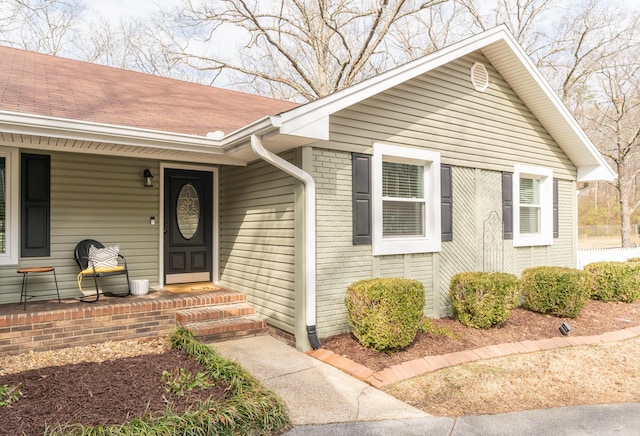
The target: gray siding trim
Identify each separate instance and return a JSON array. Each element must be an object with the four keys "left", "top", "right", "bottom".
[
  {"left": 218, "top": 152, "right": 297, "bottom": 334},
  {"left": 0, "top": 152, "right": 160, "bottom": 304}
]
